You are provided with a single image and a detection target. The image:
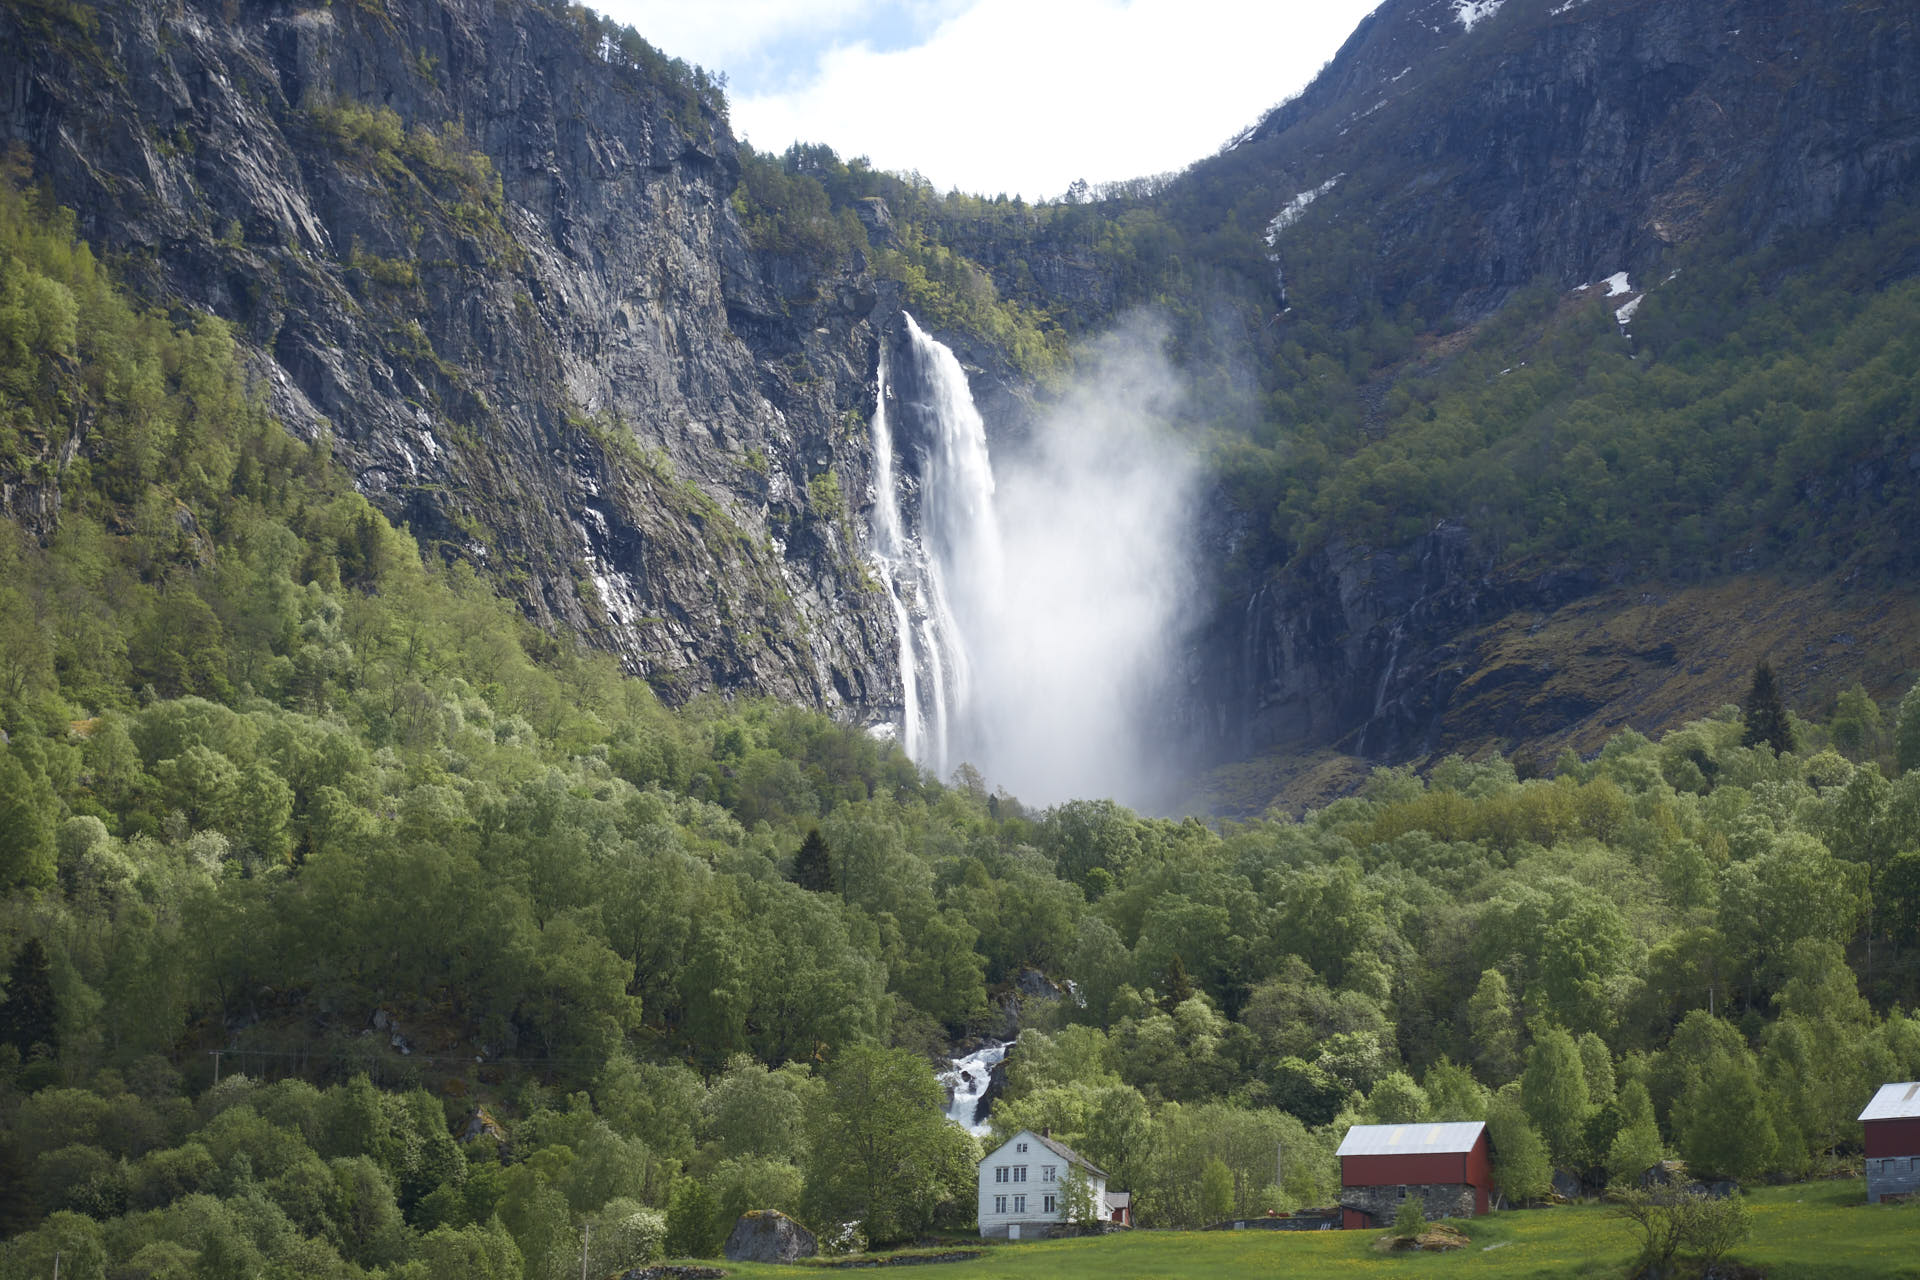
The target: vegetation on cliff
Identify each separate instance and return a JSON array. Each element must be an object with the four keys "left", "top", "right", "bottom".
[{"left": 6, "top": 177, "right": 1920, "bottom": 1277}]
